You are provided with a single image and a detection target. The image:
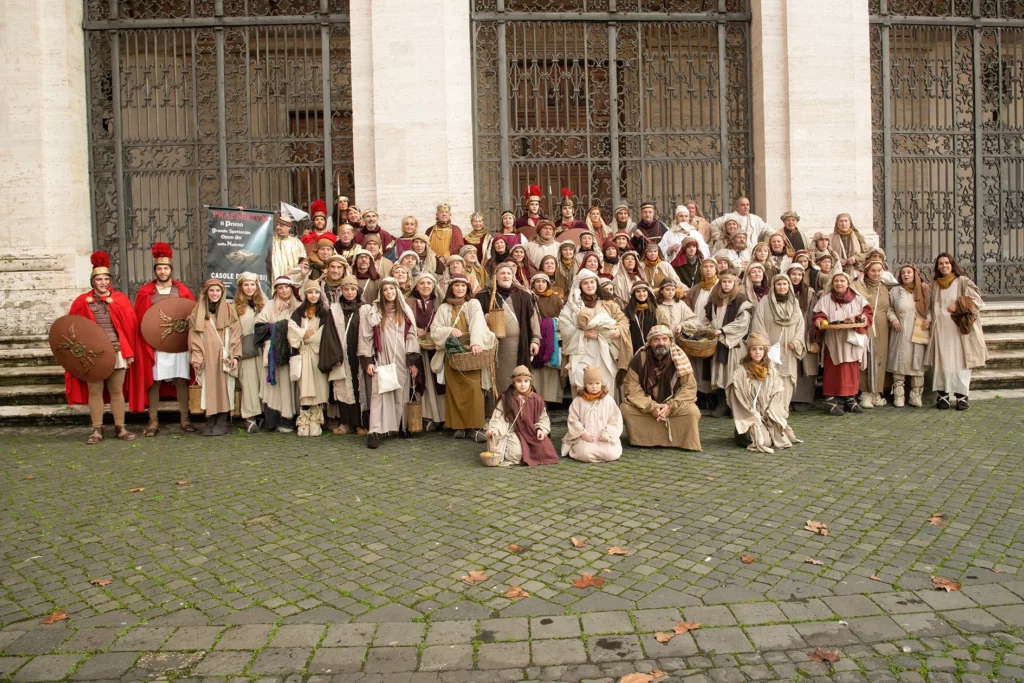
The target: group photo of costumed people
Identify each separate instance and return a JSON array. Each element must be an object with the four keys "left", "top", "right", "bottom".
[{"left": 61, "top": 192, "right": 987, "bottom": 465}]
